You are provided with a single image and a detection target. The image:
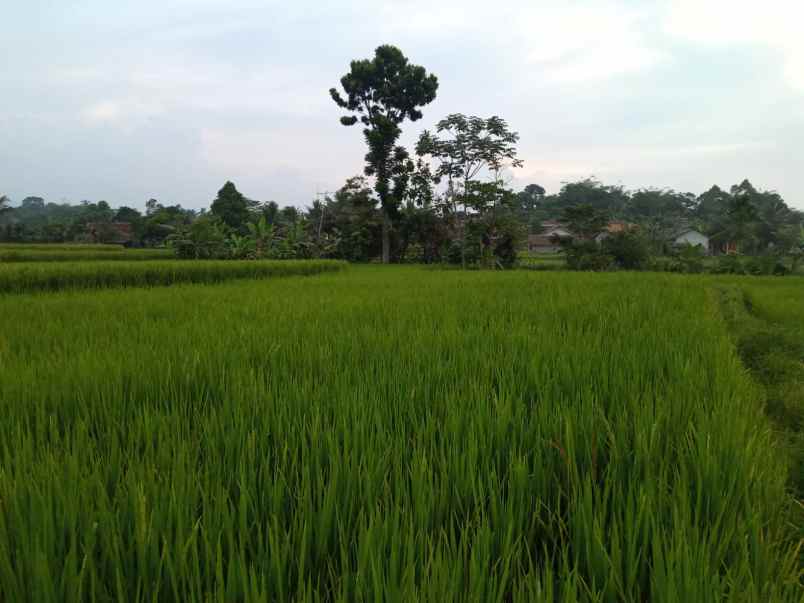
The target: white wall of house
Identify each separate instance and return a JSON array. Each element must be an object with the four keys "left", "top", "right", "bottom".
[{"left": 674, "top": 230, "right": 709, "bottom": 249}]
